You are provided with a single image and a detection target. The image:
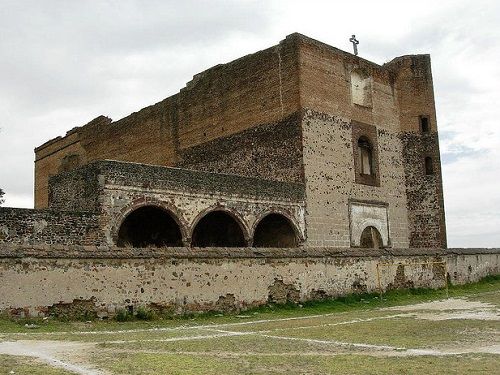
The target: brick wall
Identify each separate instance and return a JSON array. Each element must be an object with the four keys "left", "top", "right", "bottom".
[
  {"left": 34, "top": 35, "right": 302, "bottom": 208},
  {"left": 386, "top": 55, "right": 447, "bottom": 247}
]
